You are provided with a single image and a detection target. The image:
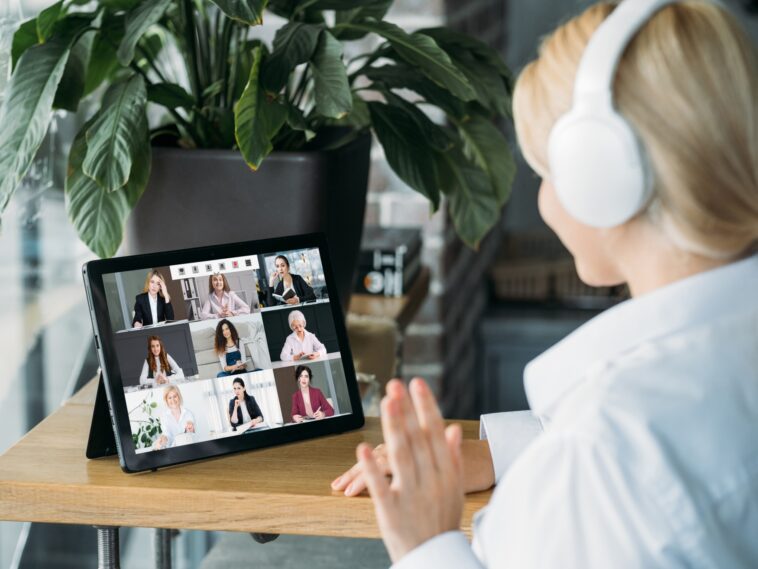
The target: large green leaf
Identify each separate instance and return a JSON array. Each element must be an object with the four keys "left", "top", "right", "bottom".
[
  {"left": 37, "top": 0, "right": 64, "bottom": 42},
  {"left": 235, "top": 46, "right": 288, "bottom": 170},
  {"left": 54, "top": 33, "right": 91, "bottom": 111},
  {"left": 83, "top": 74, "right": 148, "bottom": 192},
  {"left": 438, "top": 150, "right": 500, "bottom": 248},
  {"left": 334, "top": 0, "right": 391, "bottom": 40},
  {"left": 83, "top": 14, "right": 124, "bottom": 96},
  {"left": 311, "top": 30, "right": 351, "bottom": 119},
  {"left": 209, "top": 0, "right": 267, "bottom": 25},
  {"left": 0, "top": 38, "right": 72, "bottom": 214},
  {"left": 457, "top": 116, "right": 515, "bottom": 205},
  {"left": 66, "top": 116, "right": 150, "bottom": 258},
  {"left": 11, "top": 18, "right": 39, "bottom": 70},
  {"left": 368, "top": 101, "right": 440, "bottom": 209},
  {"left": 383, "top": 91, "right": 452, "bottom": 152},
  {"left": 364, "top": 64, "right": 466, "bottom": 118},
  {"left": 419, "top": 27, "right": 512, "bottom": 84},
  {"left": 340, "top": 20, "right": 475, "bottom": 102},
  {"left": 261, "top": 22, "right": 322, "bottom": 93},
  {"left": 117, "top": 0, "right": 171, "bottom": 66},
  {"left": 147, "top": 82, "right": 195, "bottom": 109}
]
